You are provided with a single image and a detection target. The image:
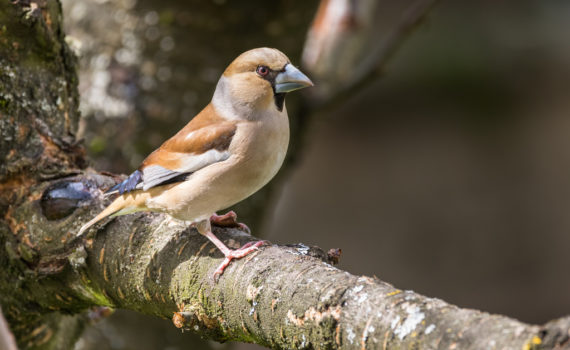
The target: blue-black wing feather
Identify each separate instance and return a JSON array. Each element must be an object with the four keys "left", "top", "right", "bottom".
[{"left": 106, "top": 170, "right": 143, "bottom": 195}]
